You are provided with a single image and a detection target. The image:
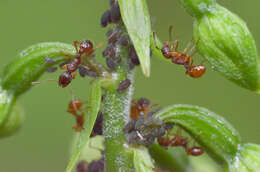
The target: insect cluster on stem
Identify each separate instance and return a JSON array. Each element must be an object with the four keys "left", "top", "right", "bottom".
[{"left": 124, "top": 98, "right": 172, "bottom": 146}]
